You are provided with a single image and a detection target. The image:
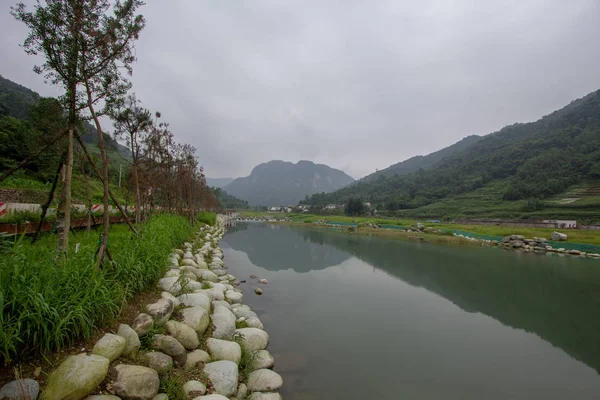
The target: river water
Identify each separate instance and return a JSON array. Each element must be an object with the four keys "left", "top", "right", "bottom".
[{"left": 221, "top": 222, "right": 600, "bottom": 400}]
